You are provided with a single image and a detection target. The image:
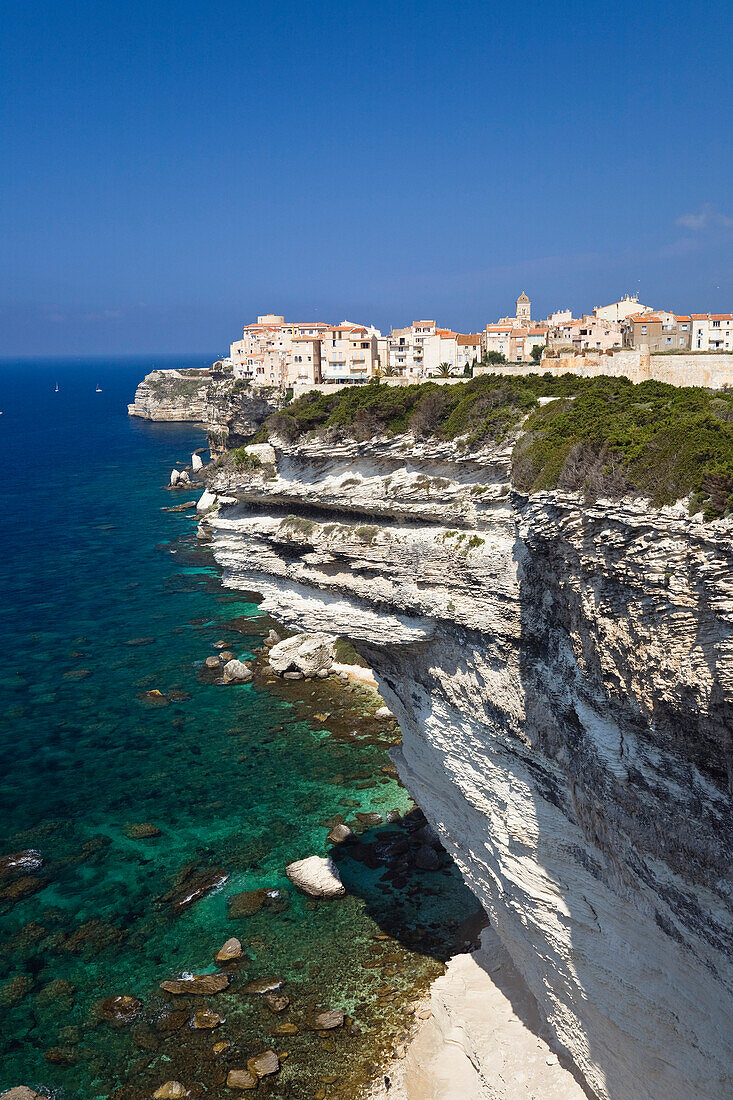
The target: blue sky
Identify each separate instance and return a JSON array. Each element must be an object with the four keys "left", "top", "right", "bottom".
[{"left": 2, "top": 0, "right": 732, "bottom": 355}]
